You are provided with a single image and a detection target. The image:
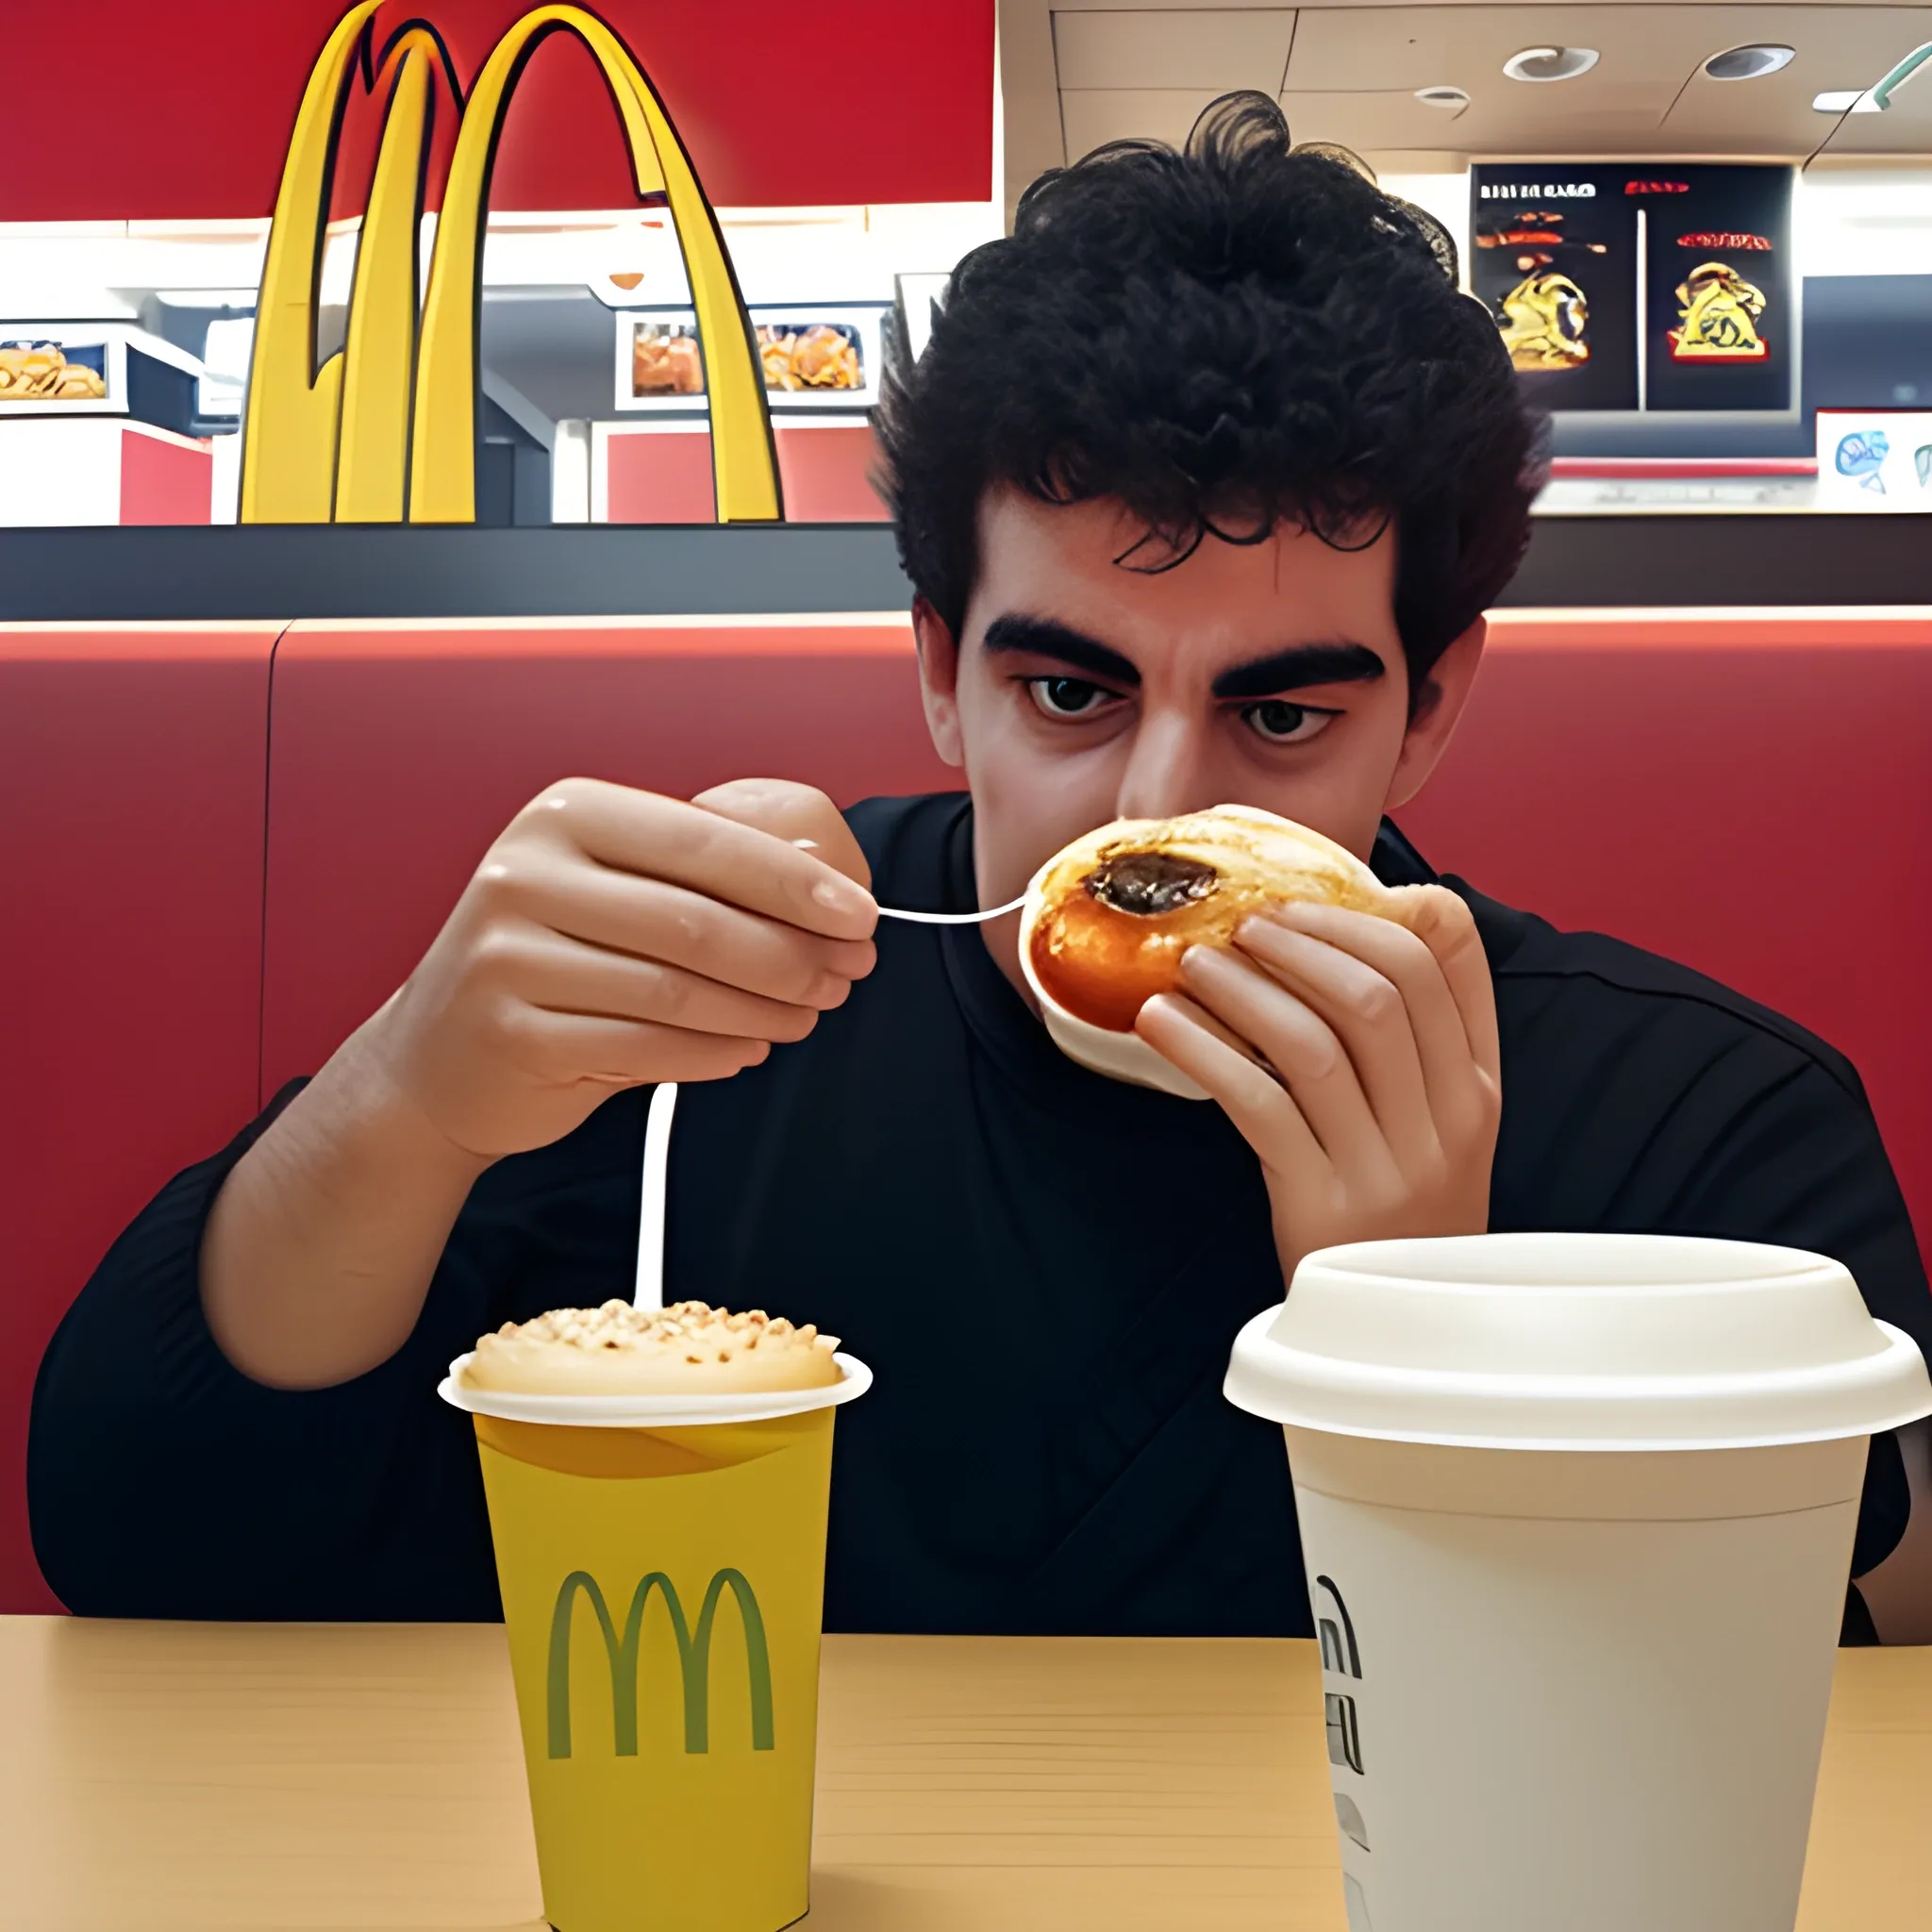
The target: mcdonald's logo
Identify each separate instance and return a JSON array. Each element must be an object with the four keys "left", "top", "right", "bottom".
[
  {"left": 1315, "top": 1575, "right": 1366, "bottom": 1776},
  {"left": 547, "top": 1567, "right": 776, "bottom": 1757},
  {"left": 1316, "top": 1574, "right": 1361, "bottom": 1680},
  {"left": 242, "top": 3, "right": 780, "bottom": 525}
]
